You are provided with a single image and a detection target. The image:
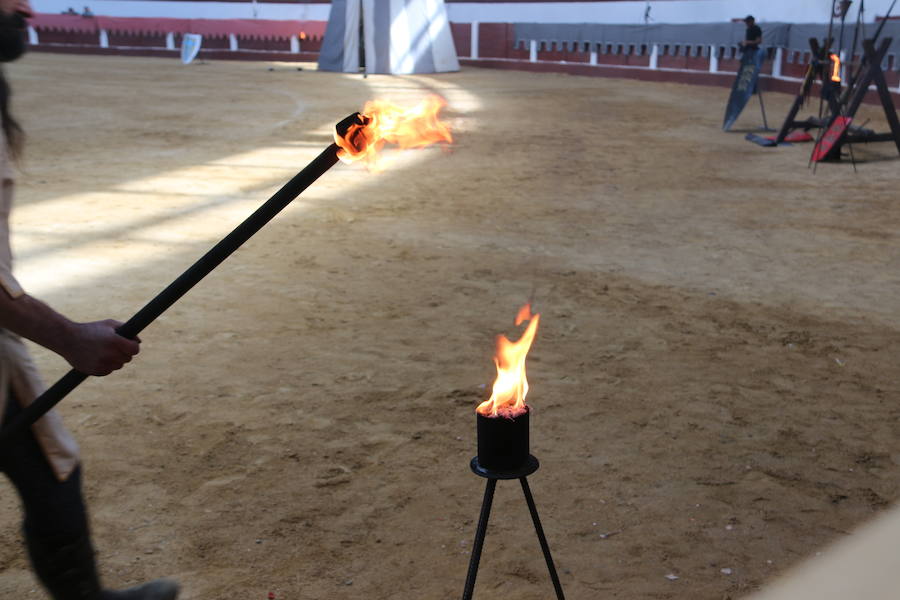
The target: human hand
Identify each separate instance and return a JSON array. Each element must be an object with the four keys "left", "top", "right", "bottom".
[{"left": 62, "top": 319, "right": 141, "bottom": 376}]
